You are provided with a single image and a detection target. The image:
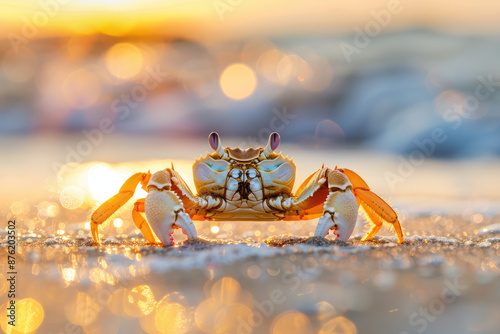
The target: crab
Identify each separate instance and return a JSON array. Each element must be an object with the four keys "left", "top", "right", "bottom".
[{"left": 90, "top": 132, "right": 403, "bottom": 246}]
